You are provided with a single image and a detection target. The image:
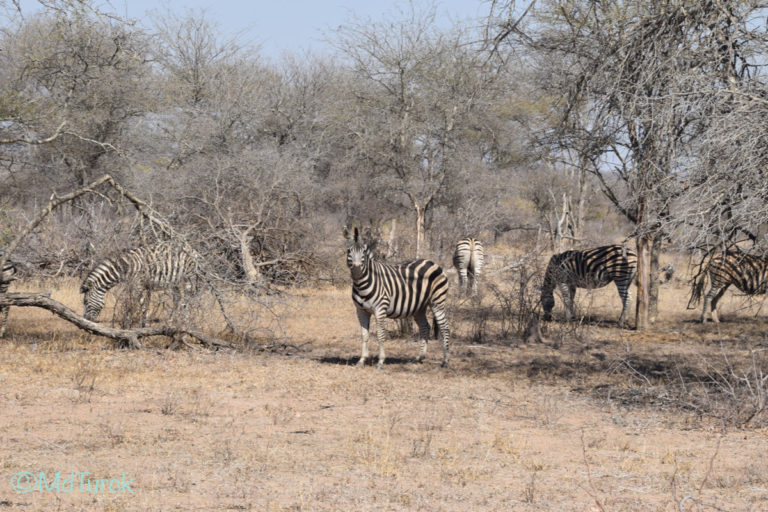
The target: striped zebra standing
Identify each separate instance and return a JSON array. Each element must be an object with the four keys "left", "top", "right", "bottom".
[
  {"left": 80, "top": 242, "right": 198, "bottom": 324},
  {"left": 345, "top": 227, "right": 450, "bottom": 369},
  {"left": 453, "top": 237, "right": 484, "bottom": 295},
  {"left": 691, "top": 251, "right": 768, "bottom": 323},
  {"left": 541, "top": 245, "right": 637, "bottom": 328},
  {"left": 0, "top": 252, "right": 16, "bottom": 337}
]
